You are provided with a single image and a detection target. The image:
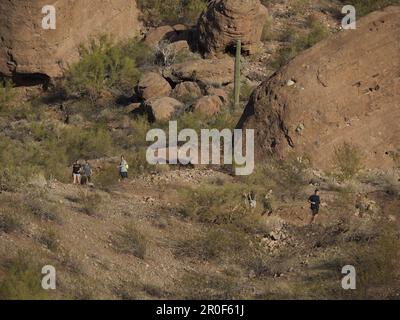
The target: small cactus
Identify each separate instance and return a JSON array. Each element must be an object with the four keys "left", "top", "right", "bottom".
[{"left": 234, "top": 39, "right": 241, "bottom": 110}]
